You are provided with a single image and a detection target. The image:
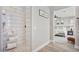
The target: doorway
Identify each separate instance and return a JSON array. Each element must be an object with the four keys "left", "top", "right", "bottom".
[{"left": 52, "top": 7, "right": 75, "bottom": 48}]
